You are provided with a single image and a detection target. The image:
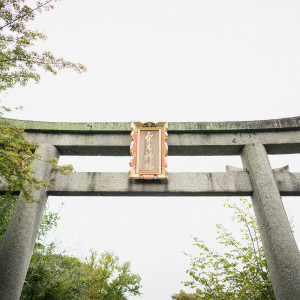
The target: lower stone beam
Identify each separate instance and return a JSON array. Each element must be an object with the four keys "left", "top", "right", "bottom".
[
  {"left": 45, "top": 171, "right": 300, "bottom": 196},
  {"left": 1, "top": 172, "right": 299, "bottom": 197}
]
